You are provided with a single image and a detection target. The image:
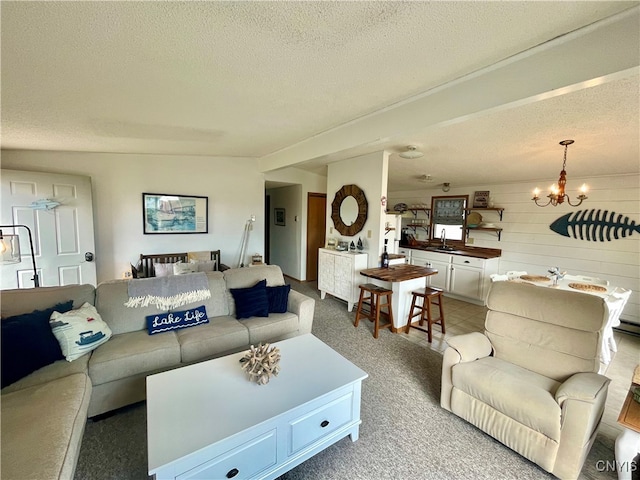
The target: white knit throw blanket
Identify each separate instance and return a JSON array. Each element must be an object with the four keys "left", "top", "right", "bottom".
[{"left": 125, "top": 272, "right": 211, "bottom": 310}]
